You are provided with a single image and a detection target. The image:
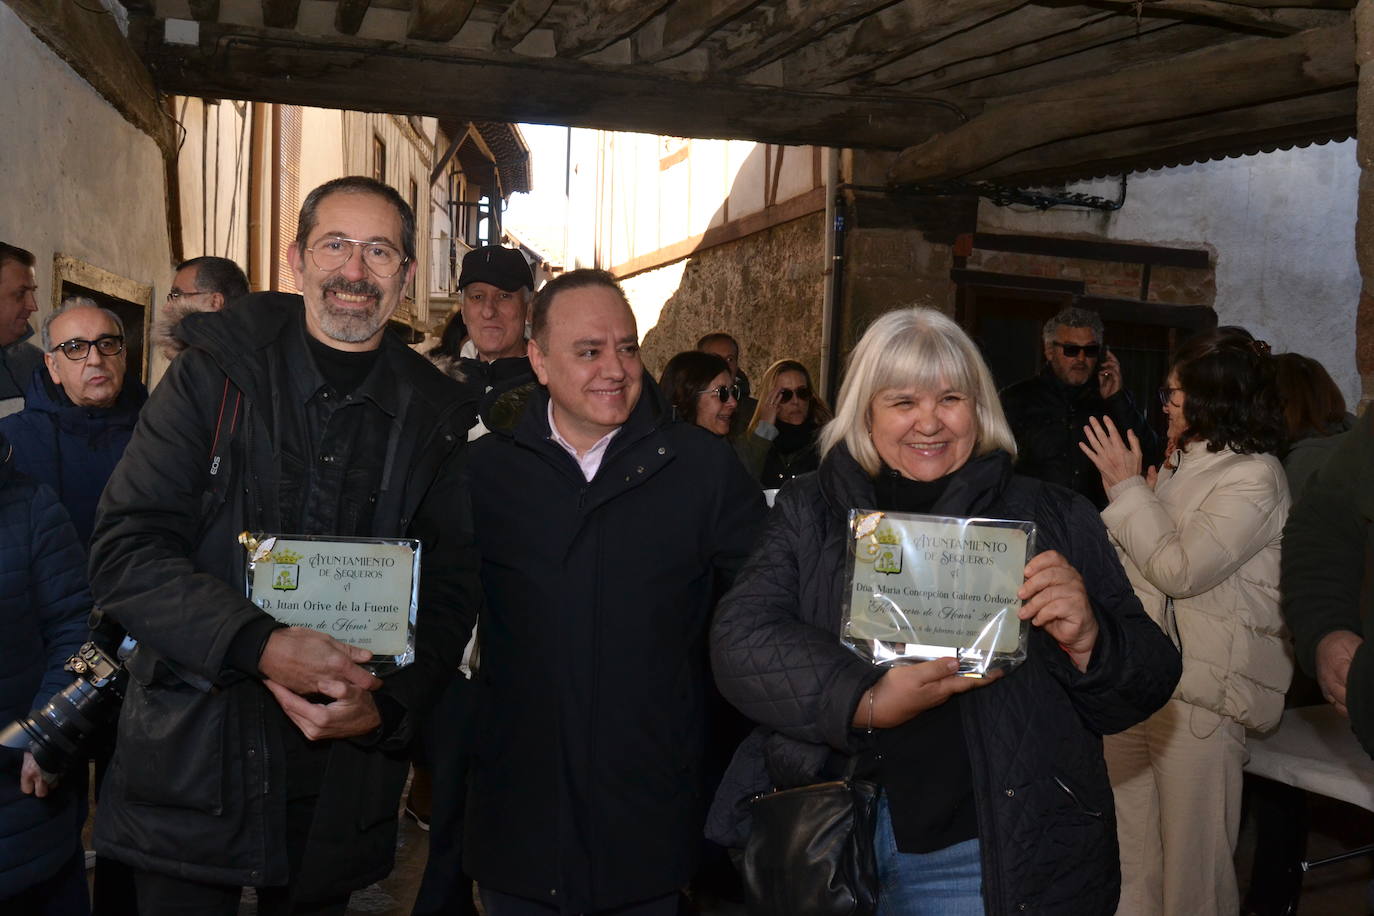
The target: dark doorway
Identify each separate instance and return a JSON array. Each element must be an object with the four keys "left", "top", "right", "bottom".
[{"left": 959, "top": 283, "right": 1216, "bottom": 437}]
